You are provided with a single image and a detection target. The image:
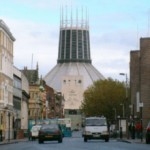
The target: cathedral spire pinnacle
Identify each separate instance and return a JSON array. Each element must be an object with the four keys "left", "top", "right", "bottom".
[{"left": 58, "top": 7, "right": 91, "bottom": 63}]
